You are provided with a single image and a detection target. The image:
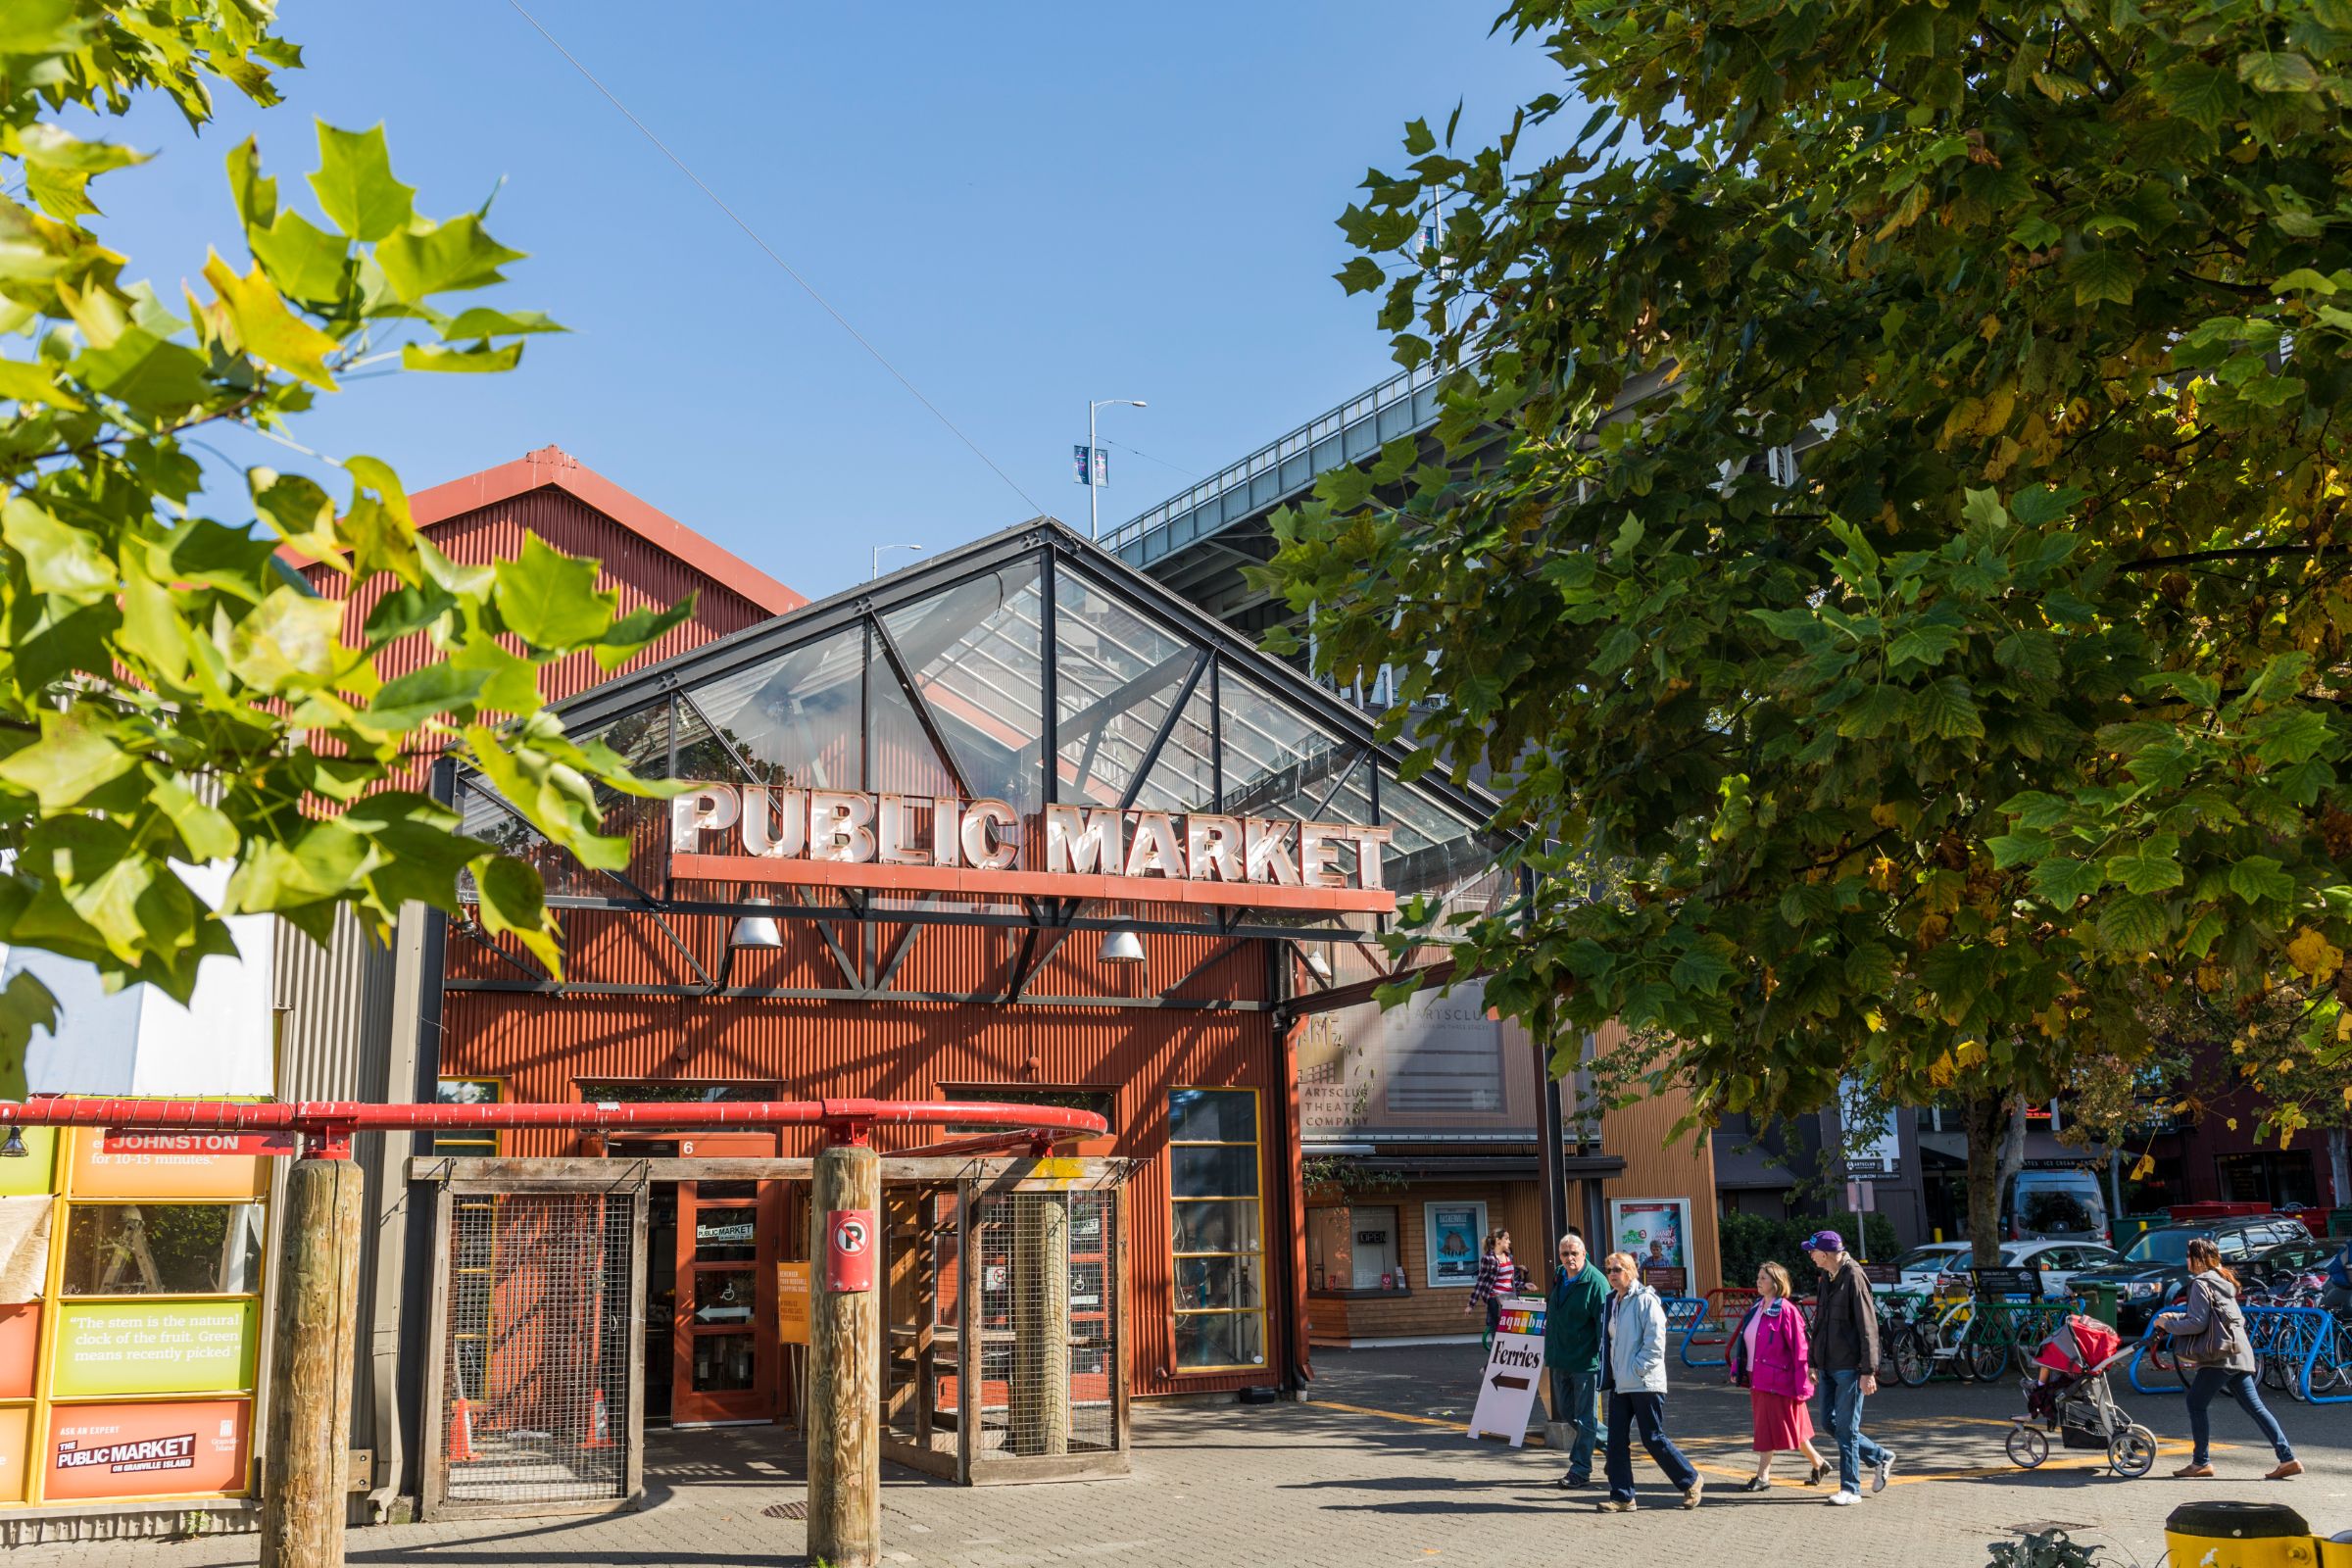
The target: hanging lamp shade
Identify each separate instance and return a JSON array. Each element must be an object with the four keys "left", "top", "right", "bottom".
[
  {"left": 1098, "top": 928, "right": 1146, "bottom": 965},
  {"left": 729, "top": 896, "right": 783, "bottom": 950}
]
